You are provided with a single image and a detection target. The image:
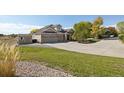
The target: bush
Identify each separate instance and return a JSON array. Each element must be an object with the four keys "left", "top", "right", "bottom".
[
  {"left": 0, "top": 43, "right": 20, "bottom": 77},
  {"left": 83, "top": 38, "right": 99, "bottom": 44},
  {"left": 119, "top": 34, "right": 124, "bottom": 43}
]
